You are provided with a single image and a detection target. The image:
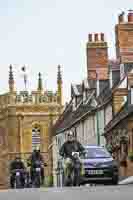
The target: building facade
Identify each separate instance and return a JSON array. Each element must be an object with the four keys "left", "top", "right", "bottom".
[
  {"left": 0, "top": 65, "right": 63, "bottom": 189},
  {"left": 53, "top": 10, "right": 133, "bottom": 185},
  {"left": 104, "top": 69, "right": 133, "bottom": 177},
  {"left": 104, "top": 10, "right": 133, "bottom": 177}
]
